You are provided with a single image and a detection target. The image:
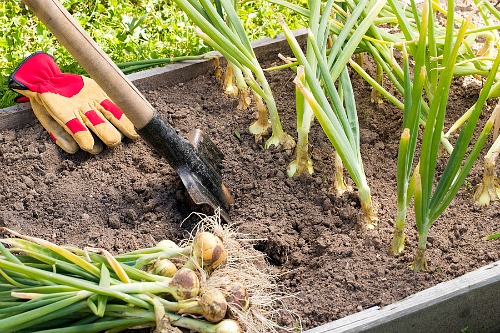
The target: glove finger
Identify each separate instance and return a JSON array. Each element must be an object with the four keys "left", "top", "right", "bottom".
[
  {"left": 38, "top": 93, "right": 102, "bottom": 154},
  {"left": 77, "top": 77, "right": 138, "bottom": 140},
  {"left": 79, "top": 103, "right": 123, "bottom": 148},
  {"left": 97, "top": 99, "right": 139, "bottom": 140},
  {"left": 64, "top": 110, "right": 103, "bottom": 154},
  {"left": 29, "top": 99, "right": 79, "bottom": 154}
]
